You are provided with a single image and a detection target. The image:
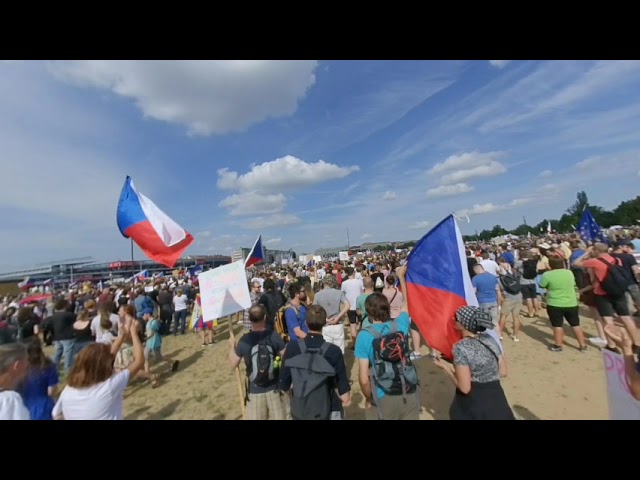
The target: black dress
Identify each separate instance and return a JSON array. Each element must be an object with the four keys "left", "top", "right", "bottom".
[{"left": 448, "top": 335, "right": 515, "bottom": 420}]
